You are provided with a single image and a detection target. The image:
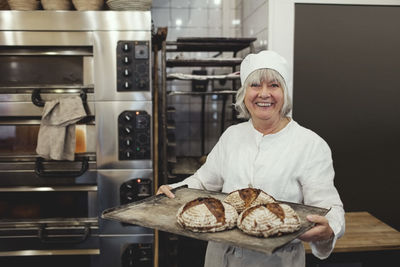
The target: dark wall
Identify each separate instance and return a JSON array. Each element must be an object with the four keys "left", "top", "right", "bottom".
[{"left": 293, "top": 4, "right": 400, "bottom": 230}]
